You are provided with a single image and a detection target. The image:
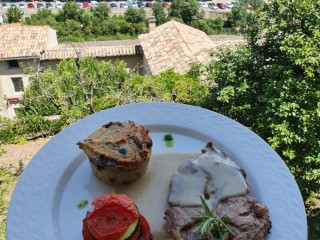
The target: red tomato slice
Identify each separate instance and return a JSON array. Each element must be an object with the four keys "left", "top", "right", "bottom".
[
  {"left": 86, "top": 194, "right": 139, "bottom": 240},
  {"left": 139, "top": 215, "right": 151, "bottom": 240},
  {"left": 82, "top": 218, "right": 95, "bottom": 240}
]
